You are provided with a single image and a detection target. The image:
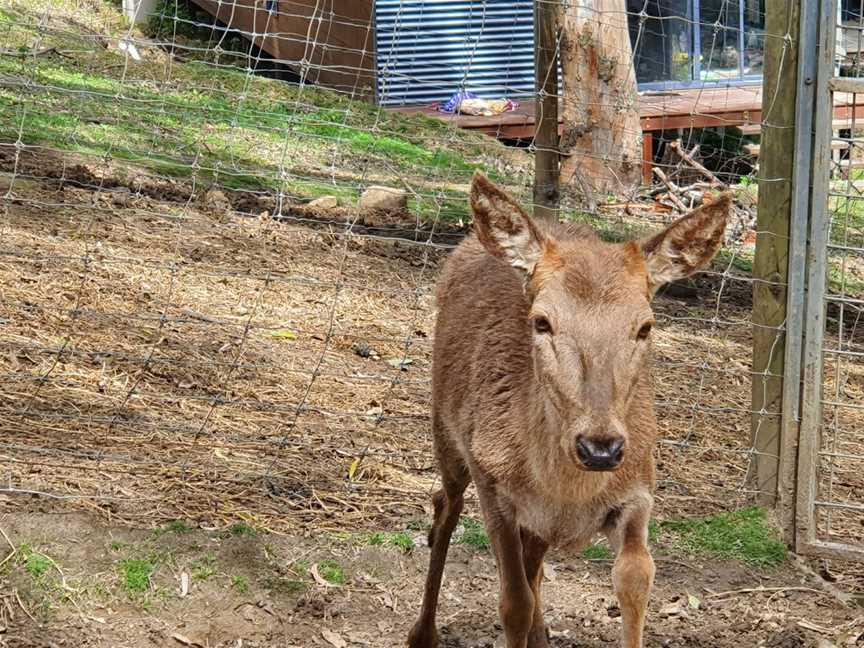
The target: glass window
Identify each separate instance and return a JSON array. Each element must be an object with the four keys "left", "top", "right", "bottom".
[
  {"left": 699, "top": 0, "right": 741, "bottom": 81},
  {"left": 628, "top": 0, "right": 693, "bottom": 84},
  {"left": 626, "top": 0, "right": 765, "bottom": 85},
  {"left": 743, "top": 0, "right": 765, "bottom": 75}
]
